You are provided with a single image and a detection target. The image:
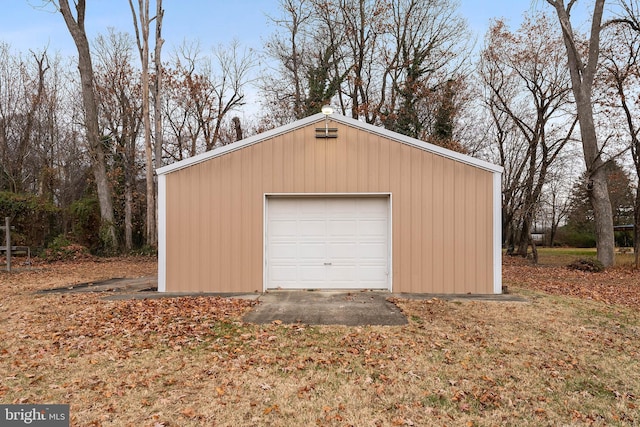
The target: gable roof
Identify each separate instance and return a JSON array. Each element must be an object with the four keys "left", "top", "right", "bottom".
[{"left": 156, "top": 113, "right": 502, "bottom": 176}]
